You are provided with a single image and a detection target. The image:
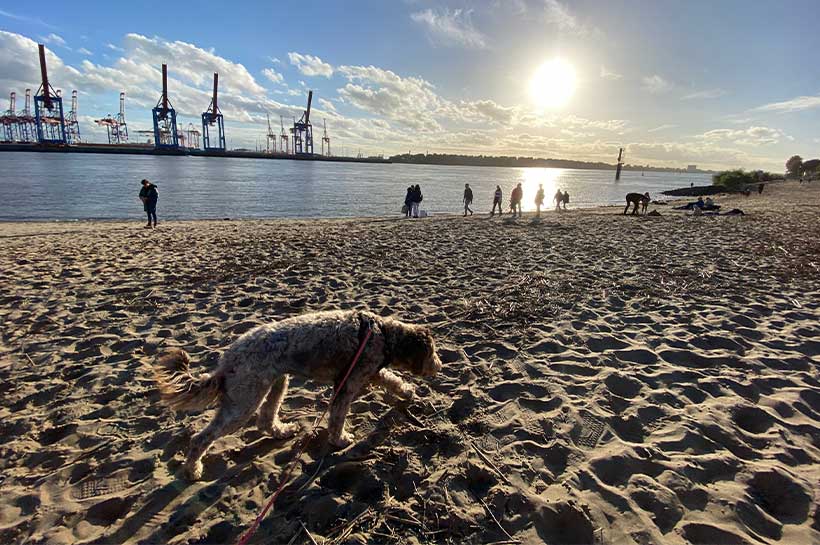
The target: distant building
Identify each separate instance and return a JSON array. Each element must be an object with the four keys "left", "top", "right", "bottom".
[{"left": 687, "top": 164, "right": 697, "bottom": 172}]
